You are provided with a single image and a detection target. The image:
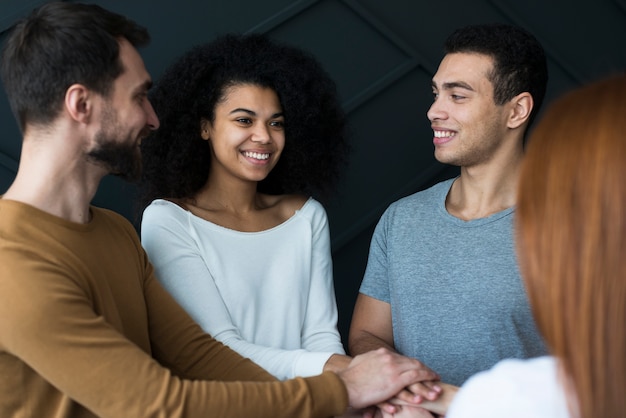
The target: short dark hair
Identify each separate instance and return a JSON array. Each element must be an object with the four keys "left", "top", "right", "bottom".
[
  {"left": 137, "top": 33, "right": 349, "bottom": 211},
  {"left": 444, "top": 23, "right": 548, "bottom": 128},
  {"left": 0, "top": 1, "right": 150, "bottom": 131}
]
